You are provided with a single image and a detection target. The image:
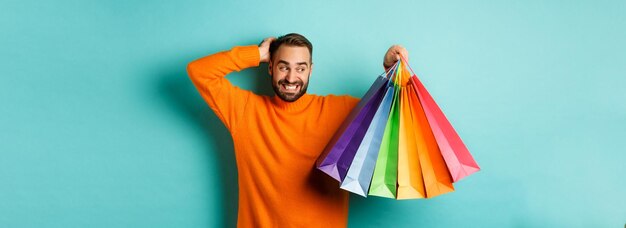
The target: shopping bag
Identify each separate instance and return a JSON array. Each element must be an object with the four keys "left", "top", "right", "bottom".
[
  {"left": 316, "top": 75, "right": 388, "bottom": 181},
  {"left": 408, "top": 68, "right": 480, "bottom": 182},
  {"left": 340, "top": 72, "right": 396, "bottom": 196},
  {"left": 407, "top": 76, "right": 454, "bottom": 198},
  {"left": 396, "top": 62, "right": 426, "bottom": 199},
  {"left": 335, "top": 91, "right": 386, "bottom": 182},
  {"left": 368, "top": 68, "right": 401, "bottom": 199},
  {"left": 318, "top": 55, "right": 479, "bottom": 200}
]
